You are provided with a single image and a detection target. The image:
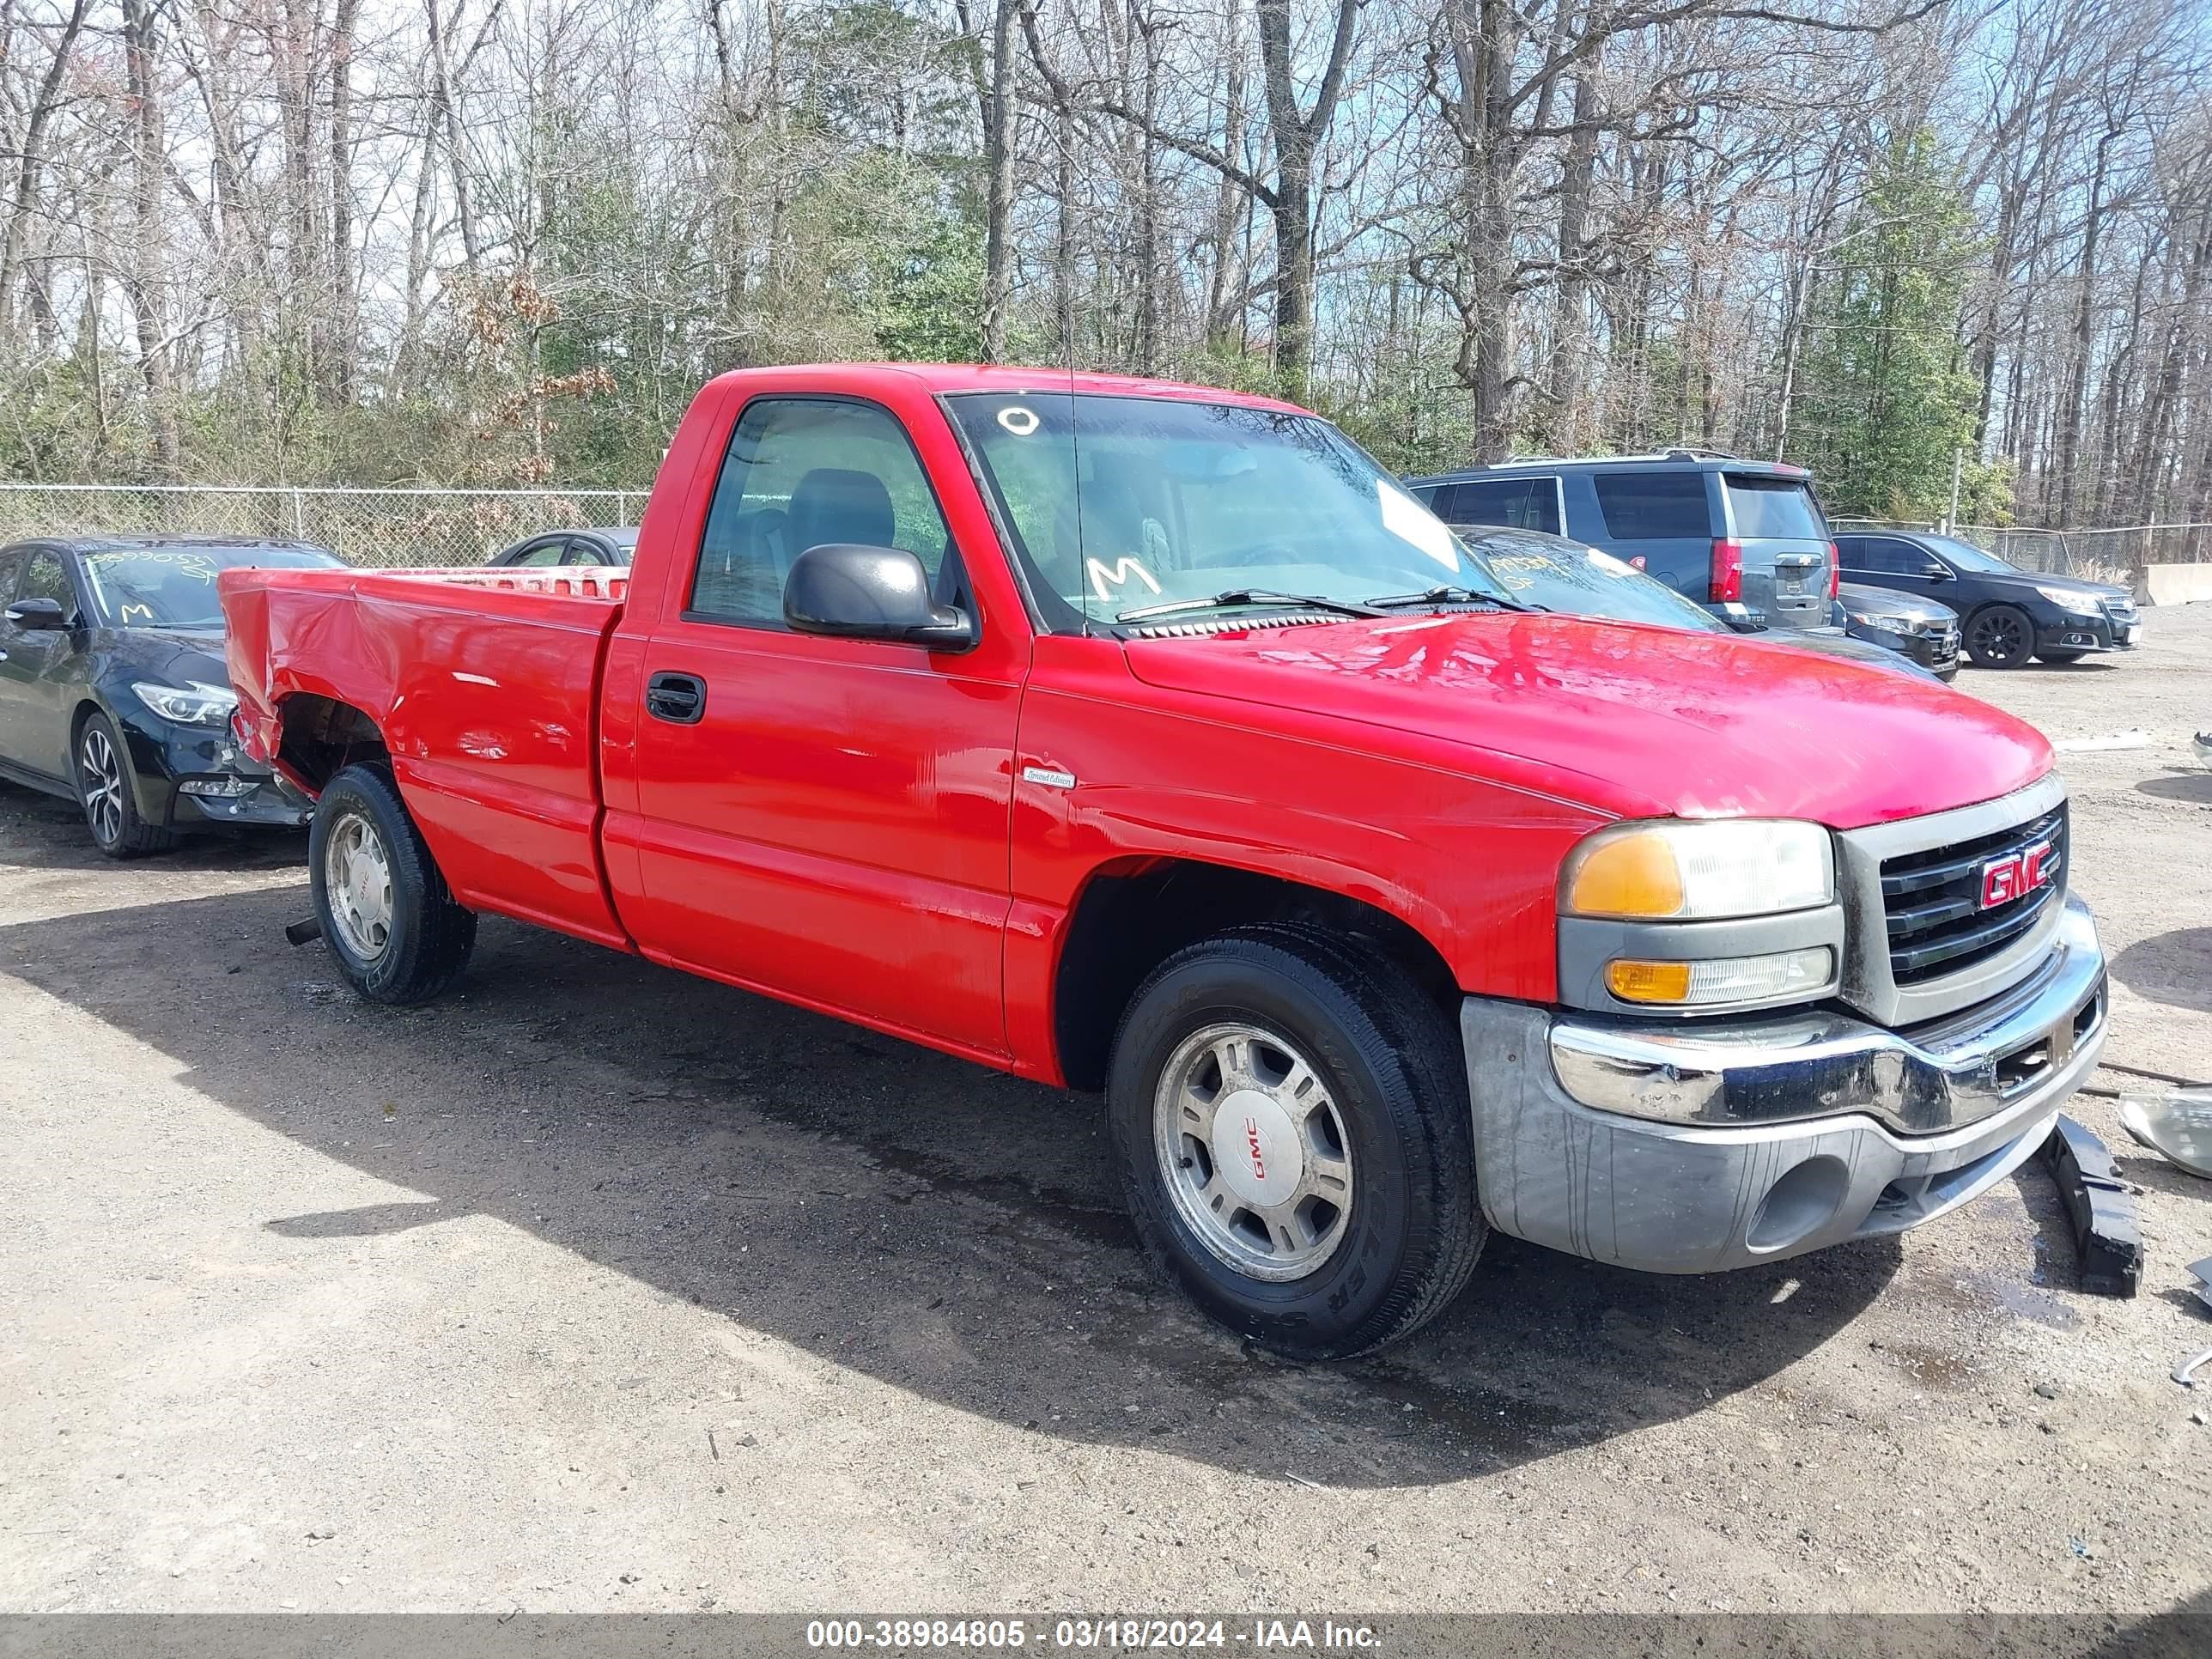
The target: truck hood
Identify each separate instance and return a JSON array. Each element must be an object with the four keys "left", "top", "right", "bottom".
[{"left": 1122, "top": 612, "right": 2051, "bottom": 830}]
